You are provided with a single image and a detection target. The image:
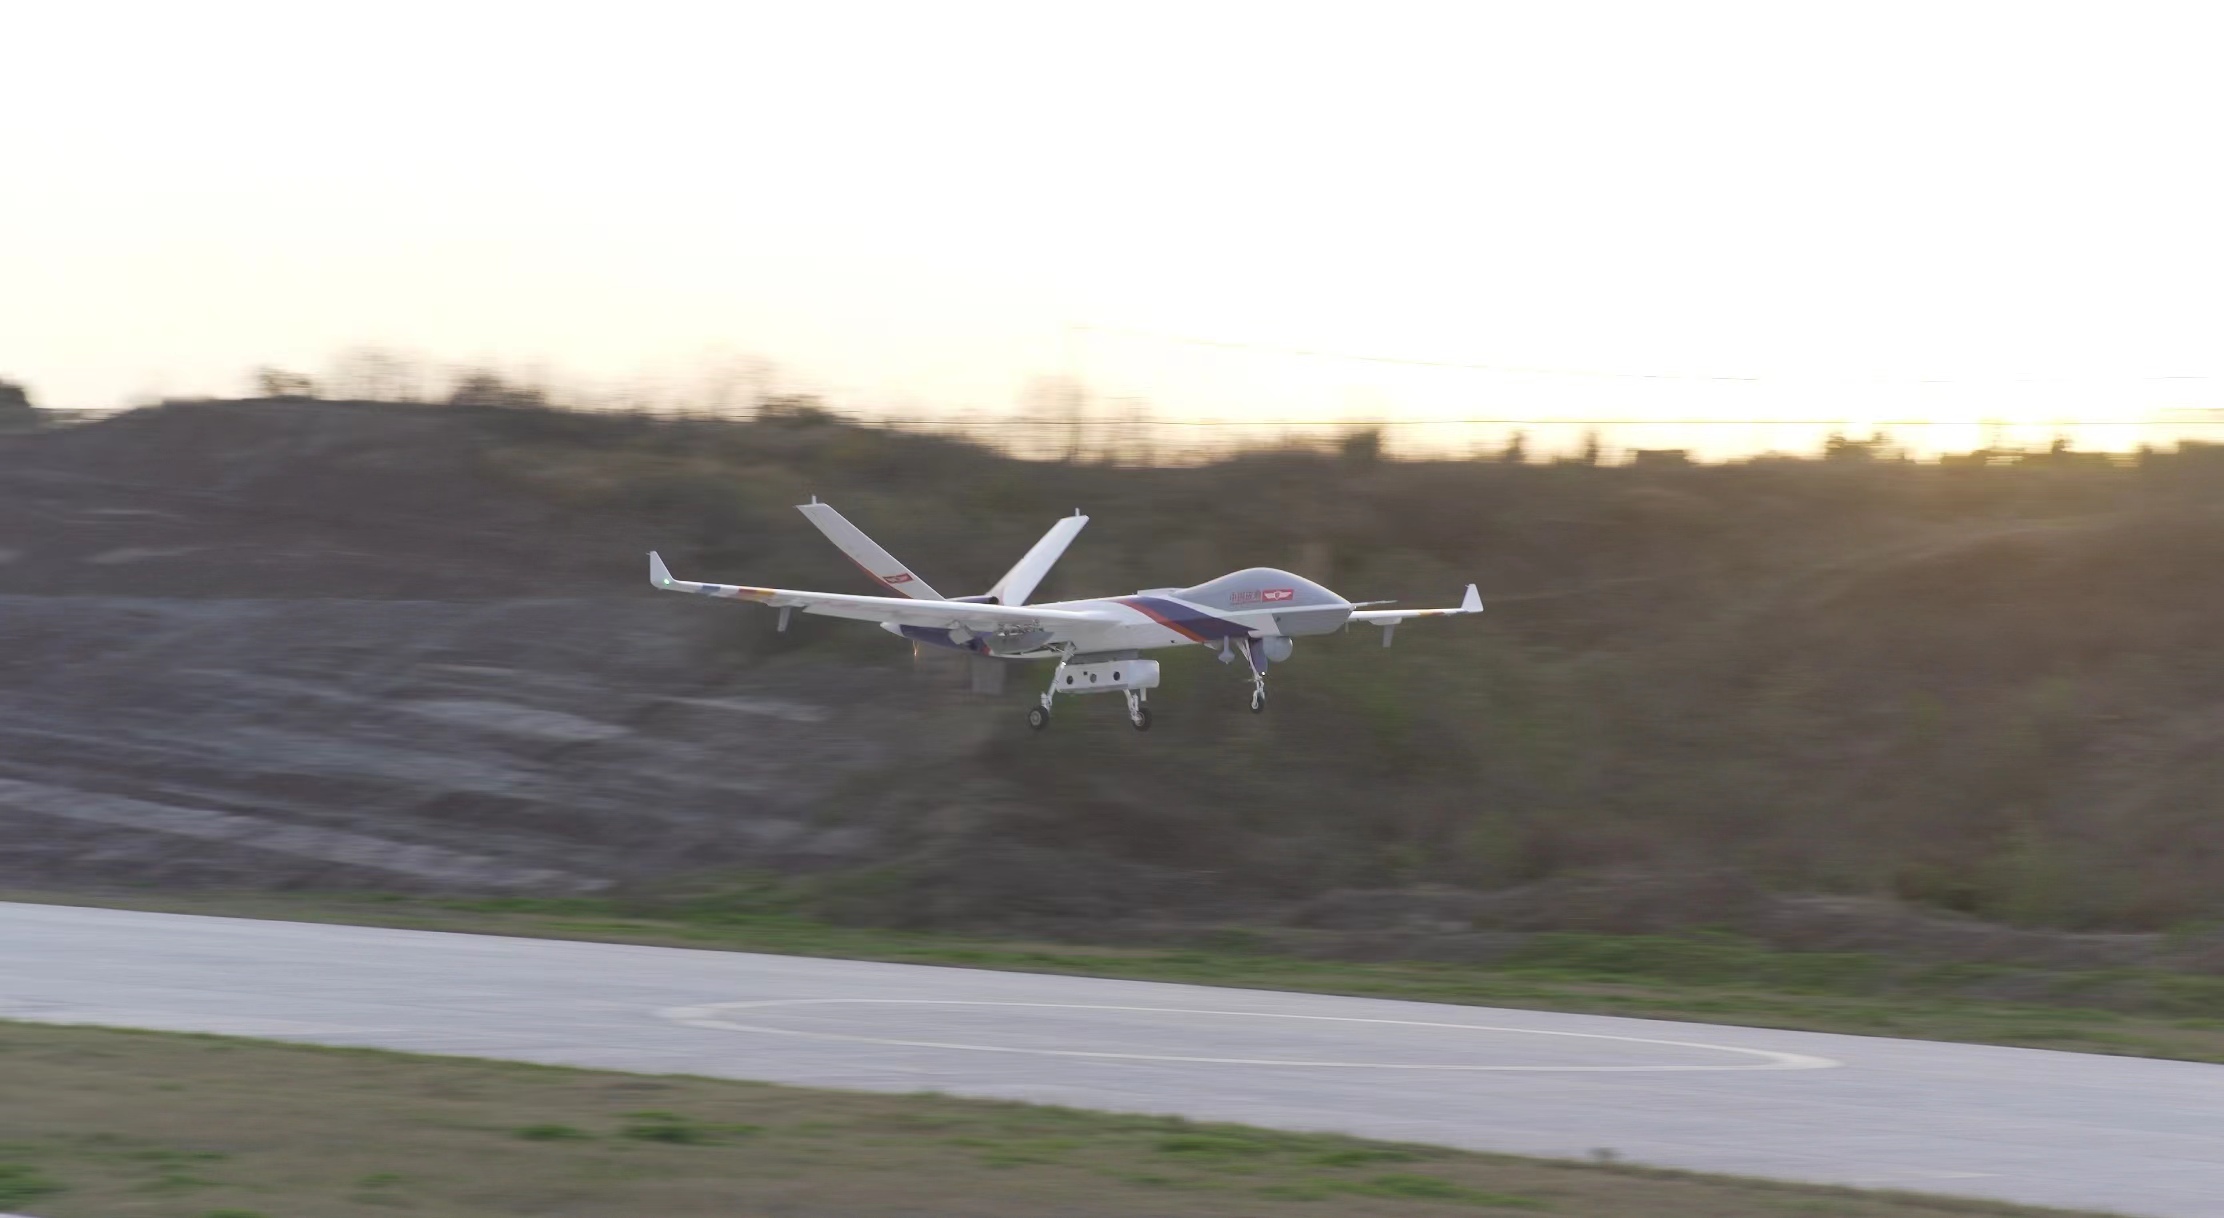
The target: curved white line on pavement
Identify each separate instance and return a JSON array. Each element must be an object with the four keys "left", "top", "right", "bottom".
[{"left": 658, "top": 999, "right": 1842, "bottom": 1072}]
